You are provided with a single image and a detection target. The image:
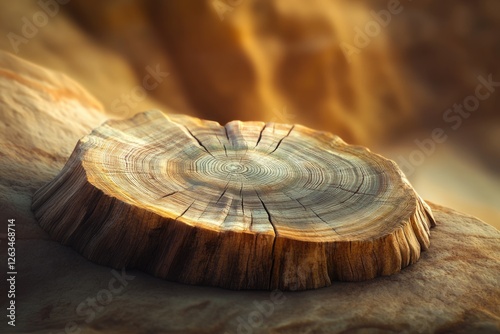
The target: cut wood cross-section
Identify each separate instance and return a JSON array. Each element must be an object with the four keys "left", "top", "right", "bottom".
[{"left": 32, "top": 110, "right": 436, "bottom": 290}]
